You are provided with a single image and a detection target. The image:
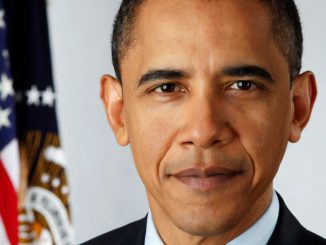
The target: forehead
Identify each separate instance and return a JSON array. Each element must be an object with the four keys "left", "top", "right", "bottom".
[
  {"left": 134, "top": 0, "right": 272, "bottom": 45},
  {"left": 120, "top": 0, "right": 283, "bottom": 83},
  {"left": 137, "top": 0, "right": 269, "bottom": 26}
]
